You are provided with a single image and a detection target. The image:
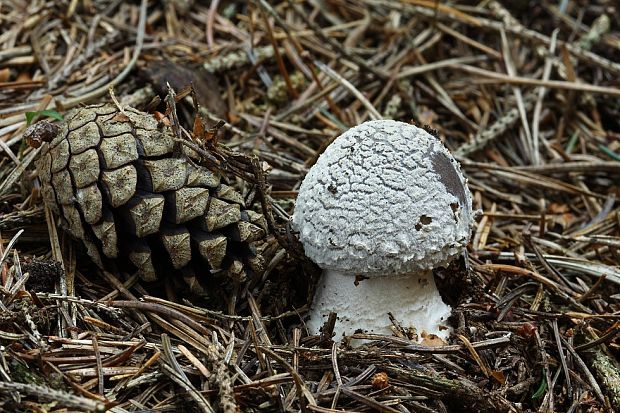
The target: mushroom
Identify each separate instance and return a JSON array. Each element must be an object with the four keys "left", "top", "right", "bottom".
[{"left": 292, "top": 120, "right": 476, "bottom": 341}]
